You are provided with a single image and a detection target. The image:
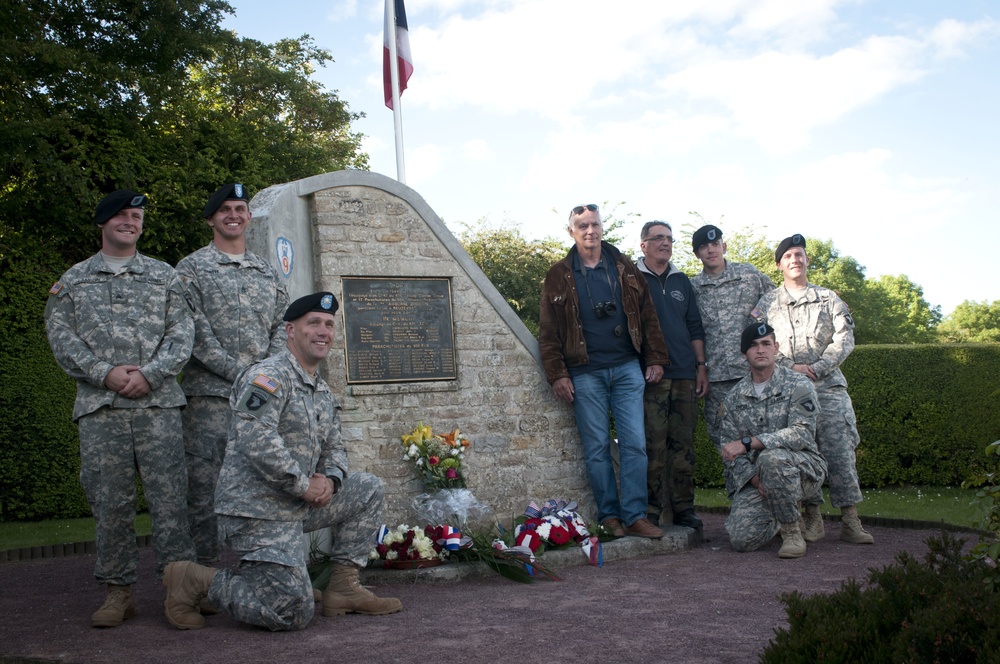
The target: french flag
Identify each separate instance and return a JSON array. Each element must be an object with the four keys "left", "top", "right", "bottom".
[{"left": 383, "top": 0, "right": 413, "bottom": 109}]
